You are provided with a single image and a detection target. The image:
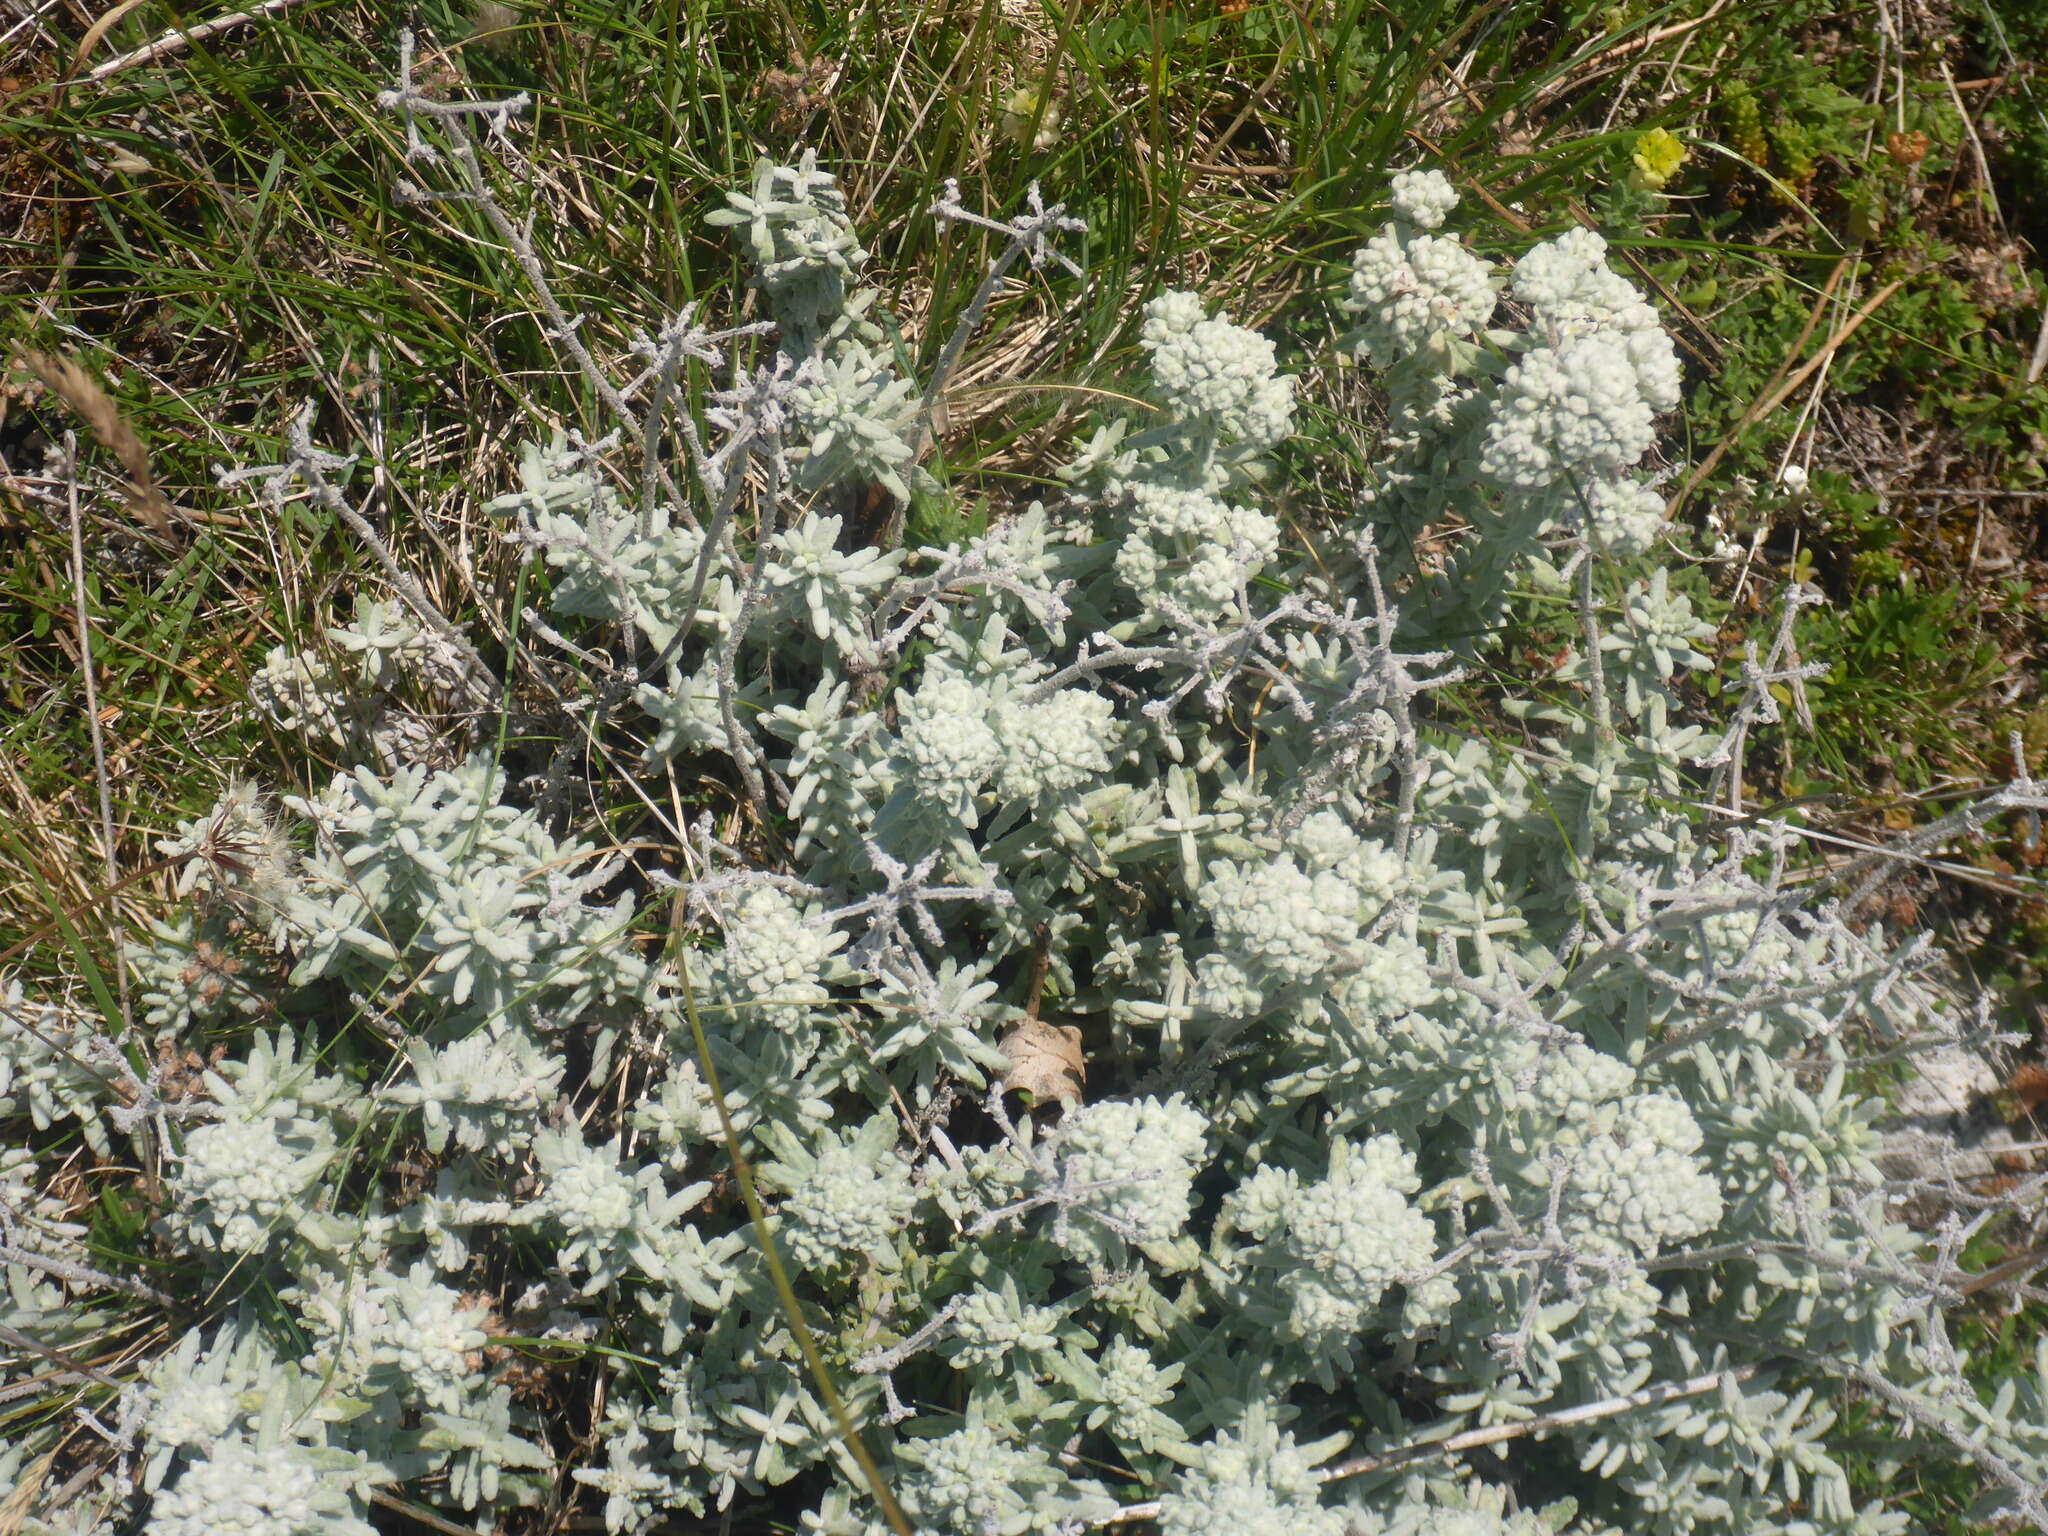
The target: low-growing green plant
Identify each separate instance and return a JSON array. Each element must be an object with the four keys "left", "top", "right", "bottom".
[
  {"left": 1551, "top": 0, "right": 2048, "bottom": 861},
  {"left": 5, "top": 43, "right": 2047, "bottom": 1536}
]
